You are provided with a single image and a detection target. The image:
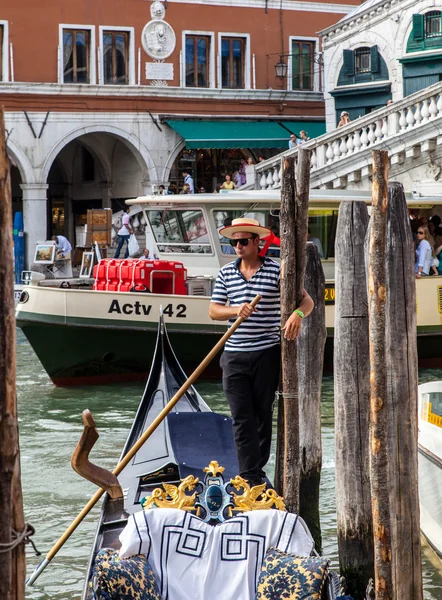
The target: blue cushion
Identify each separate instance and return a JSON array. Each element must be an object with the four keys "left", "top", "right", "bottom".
[
  {"left": 92, "top": 548, "right": 161, "bottom": 600},
  {"left": 255, "top": 547, "right": 329, "bottom": 600}
]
